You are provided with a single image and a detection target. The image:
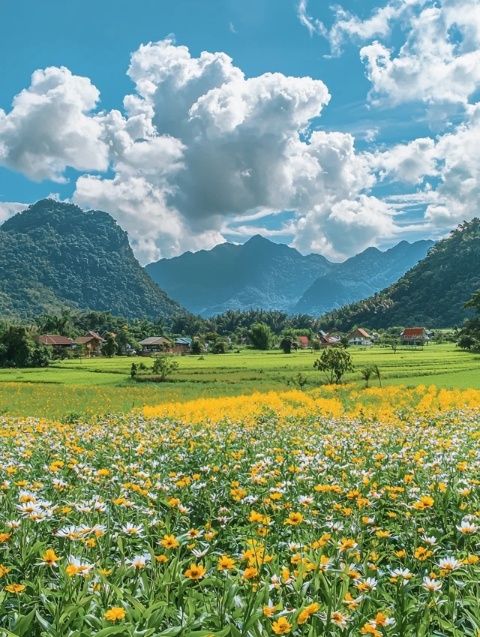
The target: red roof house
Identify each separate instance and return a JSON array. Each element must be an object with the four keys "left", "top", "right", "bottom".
[
  {"left": 297, "top": 335, "right": 310, "bottom": 349},
  {"left": 38, "top": 334, "right": 75, "bottom": 347},
  {"left": 401, "top": 327, "right": 429, "bottom": 344}
]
